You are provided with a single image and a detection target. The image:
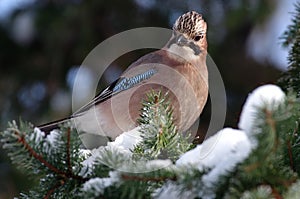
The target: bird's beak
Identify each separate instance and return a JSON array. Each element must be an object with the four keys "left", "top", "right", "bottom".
[{"left": 176, "top": 35, "right": 188, "bottom": 46}]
